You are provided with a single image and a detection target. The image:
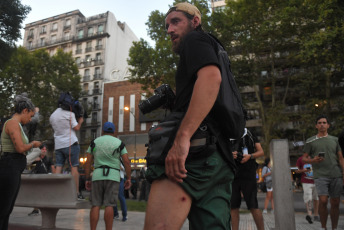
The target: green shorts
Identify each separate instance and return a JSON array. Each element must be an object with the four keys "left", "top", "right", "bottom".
[{"left": 146, "top": 145, "right": 234, "bottom": 230}]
